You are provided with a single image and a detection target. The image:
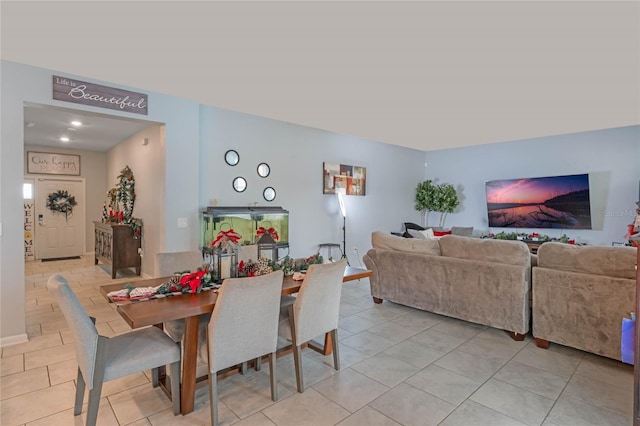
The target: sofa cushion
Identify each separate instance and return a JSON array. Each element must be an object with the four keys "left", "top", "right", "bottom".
[
  {"left": 537, "top": 242, "right": 636, "bottom": 279},
  {"left": 371, "top": 231, "right": 441, "bottom": 256},
  {"left": 438, "top": 235, "right": 530, "bottom": 266}
]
